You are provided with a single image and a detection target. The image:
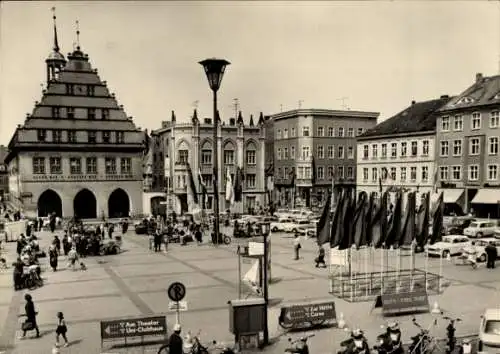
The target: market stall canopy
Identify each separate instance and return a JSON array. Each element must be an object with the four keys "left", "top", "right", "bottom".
[
  {"left": 438, "top": 188, "right": 464, "bottom": 204},
  {"left": 471, "top": 189, "right": 500, "bottom": 204}
]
